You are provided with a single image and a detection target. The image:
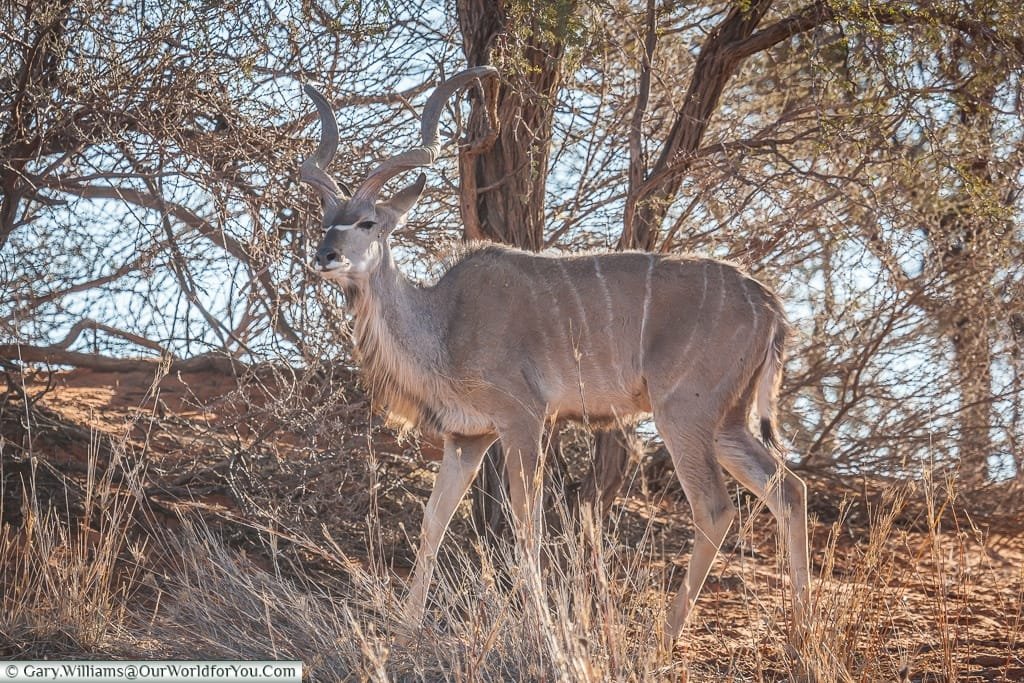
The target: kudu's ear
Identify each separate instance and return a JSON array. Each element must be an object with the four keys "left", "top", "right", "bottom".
[{"left": 381, "top": 173, "right": 426, "bottom": 219}]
